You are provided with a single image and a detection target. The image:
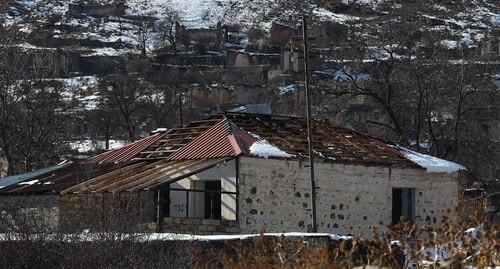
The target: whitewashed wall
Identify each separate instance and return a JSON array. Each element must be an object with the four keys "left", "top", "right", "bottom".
[
  {"left": 170, "top": 159, "right": 237, "bottom": 220},
  {"left": 237, "top": 157, "right": 459, "bottom": 238}
]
